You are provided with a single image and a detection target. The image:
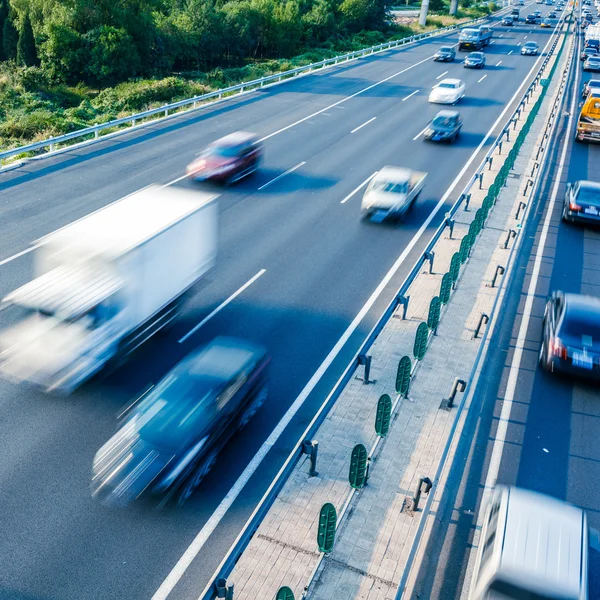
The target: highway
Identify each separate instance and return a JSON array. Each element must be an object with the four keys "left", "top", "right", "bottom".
[
  {"left": 414, "top": 16, "right": 600, "bottom": 600},
  {"left": 0, "top": 5, "right": 563, "bottom": 600}
]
